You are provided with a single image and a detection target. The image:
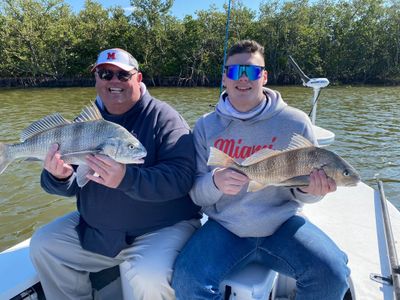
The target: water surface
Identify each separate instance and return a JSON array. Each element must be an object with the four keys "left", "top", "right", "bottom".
[{"left": 0, "top": 86, "right": 399, "bottom": 251}]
